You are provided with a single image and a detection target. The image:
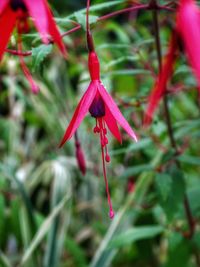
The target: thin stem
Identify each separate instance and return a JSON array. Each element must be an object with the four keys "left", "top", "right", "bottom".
[
  {"left": 151, "top": 0, "right": 196, "bottom": 242},
  {"left": 61, "top": 25, "right": 81, "bottom": 38},
  {"left": 86, "top": 0, "right": 95, "bottom": 51},
  {"left": 86, "top": 0, "right": 90, "bottom": 35},
  {"left": 98, "top": 4, "right": 148, "bottom": 22},
  {"left": 6, "top": 48, "right": 32, "bottom": 56}
]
